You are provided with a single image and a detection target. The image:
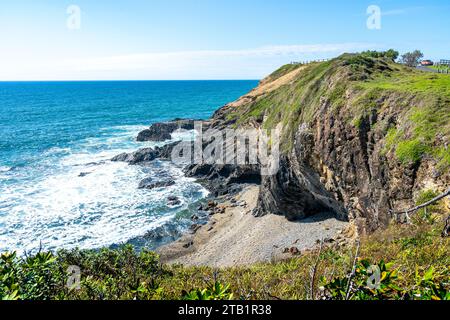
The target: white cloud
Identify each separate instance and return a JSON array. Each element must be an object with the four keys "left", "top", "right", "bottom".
[
  {"left": 1, "top": 43, "right": 381, "bottom": 80},
  {"left": 382, "top": 6, "right": 425, "bottom": 16}
]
